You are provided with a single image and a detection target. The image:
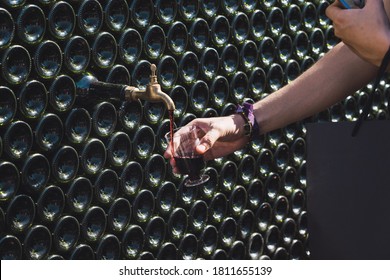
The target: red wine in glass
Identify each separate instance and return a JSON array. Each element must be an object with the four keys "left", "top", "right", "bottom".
[{"left": 174, "top": 156, "right": 205, "bottom": 180}]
